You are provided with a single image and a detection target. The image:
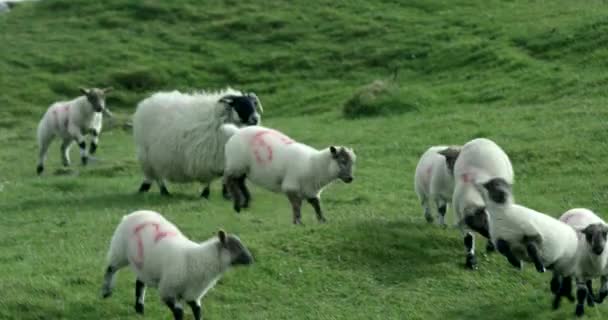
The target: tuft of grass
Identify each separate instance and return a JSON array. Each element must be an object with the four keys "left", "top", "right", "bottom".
[{"left": 343, "top": 80, "right": 431, "bottom": 118}]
